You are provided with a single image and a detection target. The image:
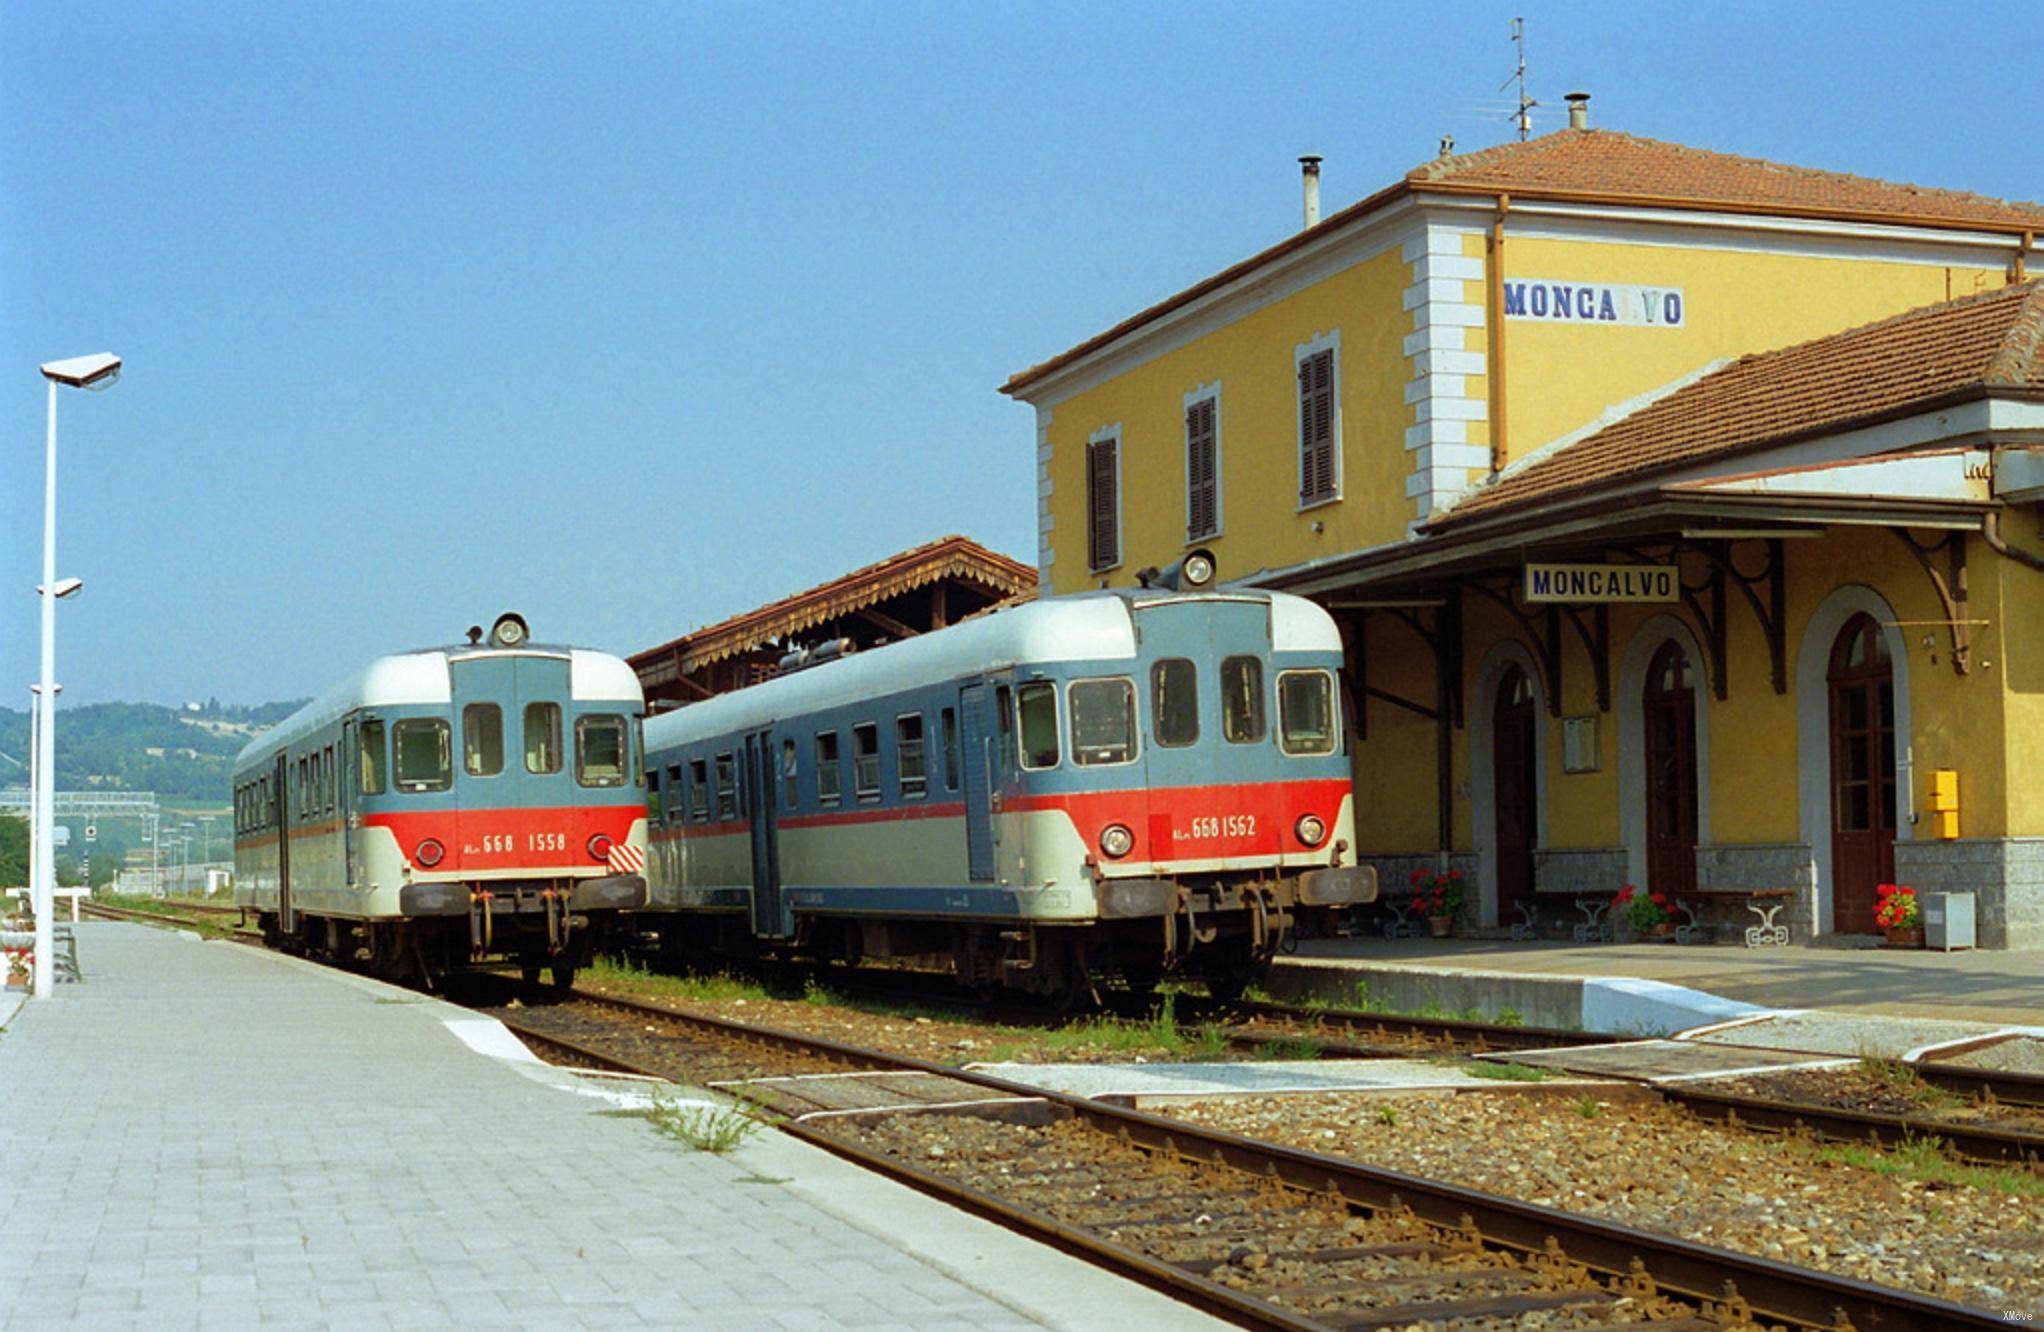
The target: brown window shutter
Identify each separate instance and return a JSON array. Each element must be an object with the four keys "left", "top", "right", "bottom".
[
  {"left": 1186, "top": 399, "right": 1217, "bottom": 540},
  {"left": 1087, "top": 437, "right": 1119, "bottom": 571},
  {"left": 1299, "top": 350, "right": 1335, "bottom": 502}
]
